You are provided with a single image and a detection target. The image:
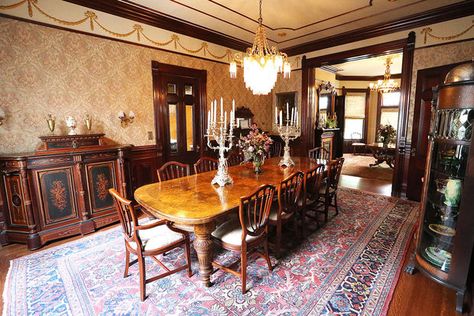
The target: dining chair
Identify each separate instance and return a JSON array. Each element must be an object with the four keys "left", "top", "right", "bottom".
[
  {"left": 269, "top": 141, "right": 283, "bottom": 158},
  {"left": 227, "top": 150, "right": 244, "bottom": 166},
  {"left": 109, "top": 188, "right": 192, "bottom": 301},
  {"left": 157, "top": 161, "right": 190, "bottom": 182},
  {"left": 268, "top": 171, "right": 304, "bottom": 258},
  {"left": 308, "top": 147, "right": 330, "bottom": 161},
  {"left": 194, "top": 156, "right": 218, "bottom": 174},
  {"left": 351, "top": 132, "right": 366, "bottom": 155},
  {"left": 300, "top": 164, "right": 325, "bottom": 235},
  {"left": 317, "top": 157, "right": 345, "bottom": 223},
  {"left": 211, "top": 184, "right": 276, "bottom": 294}
]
